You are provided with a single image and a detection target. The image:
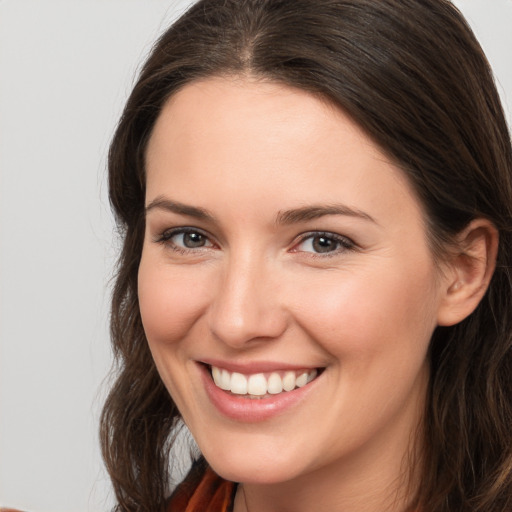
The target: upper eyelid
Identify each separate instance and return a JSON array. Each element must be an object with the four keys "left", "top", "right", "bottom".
[
  {"left": 290, "top": 231, "right": 357, "bottom": 256},
  {"left": 155, "top": 226, "right": 216, "bottom": 244},
  {"left": 161, "top": 226, "right": 210, "bottom": 236},
  {"left": 293, "top": 231, "right": 355, "bottom": 245}
]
